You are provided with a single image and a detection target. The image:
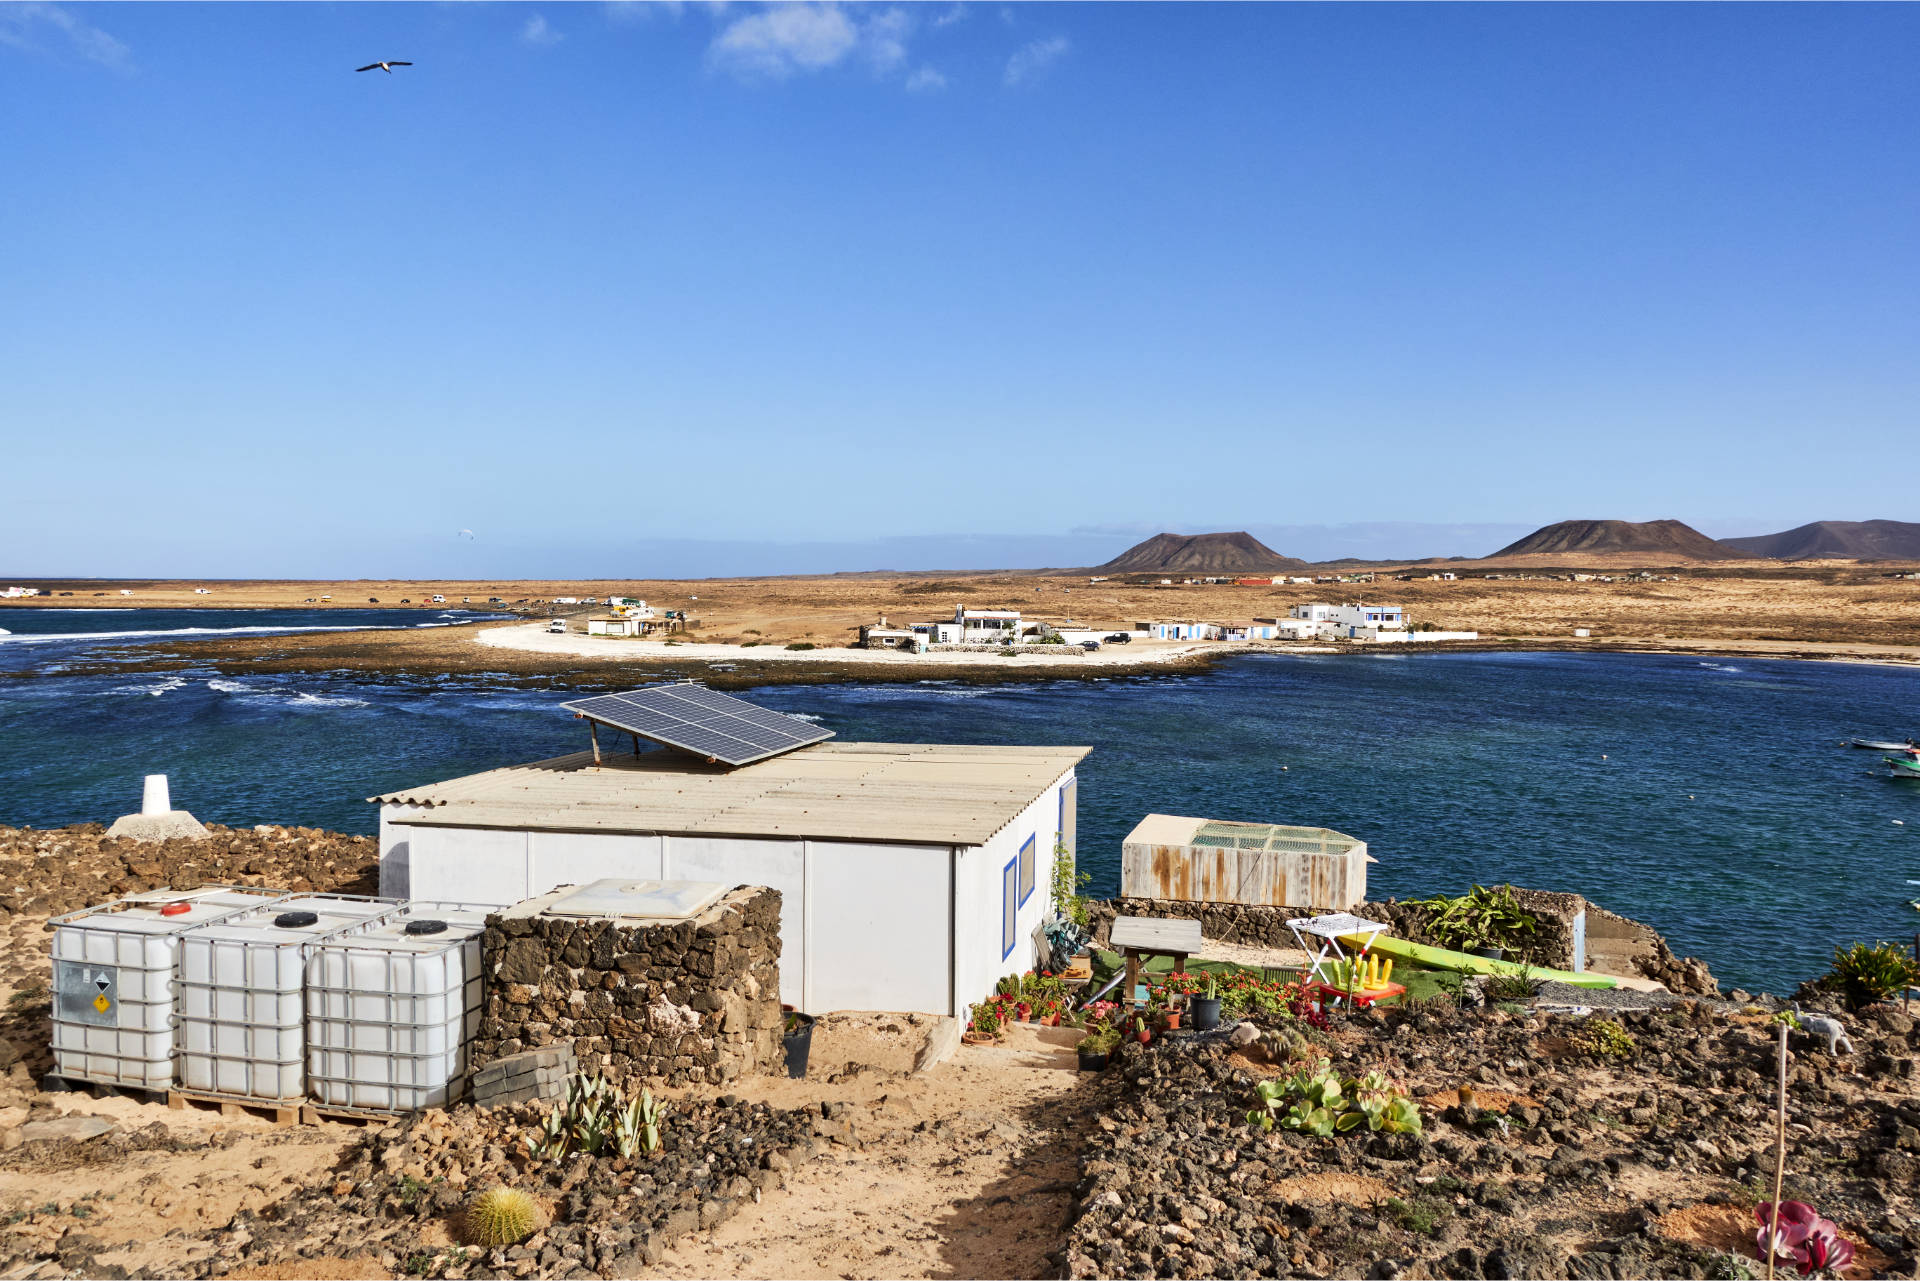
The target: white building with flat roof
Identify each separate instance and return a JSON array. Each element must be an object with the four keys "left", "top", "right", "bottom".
[{"left": 373, "top": 736, "right": 1086, "bottom": 1017}]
